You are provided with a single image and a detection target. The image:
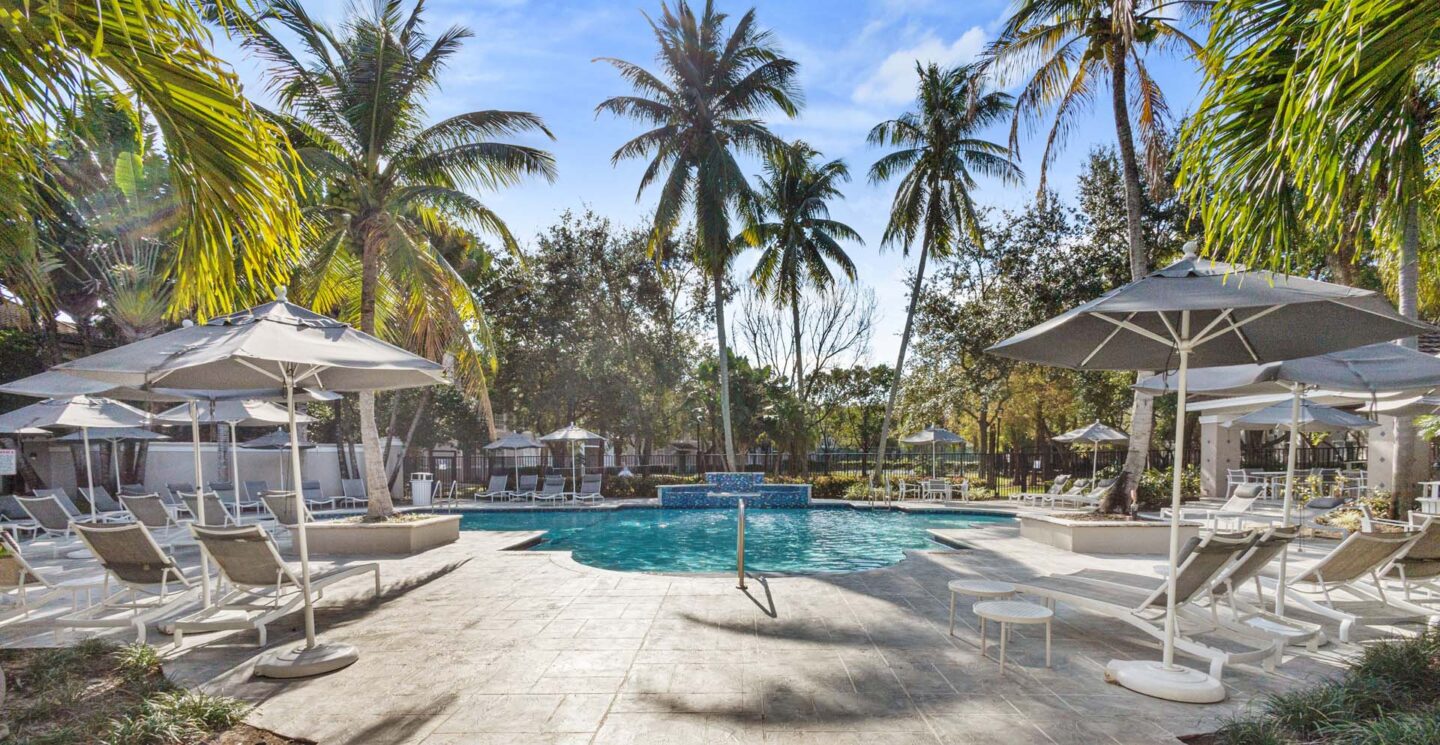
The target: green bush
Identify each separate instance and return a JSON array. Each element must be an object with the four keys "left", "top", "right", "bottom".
[
  {"left": 1134, "top": 466, "right": 1200, "bottom": 510},
  {"left": 769, "top": 474, "right": 867, "bottom": 500},
  {"left": 603, "top": 474, "right": 702, "bottom": 499},
  {"left": 106, "top": 691, "right": 248, "bottom": 744}
]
